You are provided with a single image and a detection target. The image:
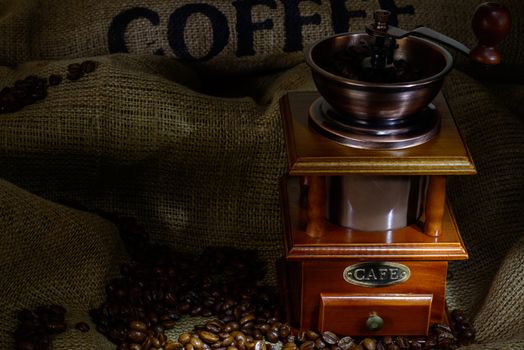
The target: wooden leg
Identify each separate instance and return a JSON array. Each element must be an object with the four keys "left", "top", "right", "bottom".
[
  {"left": 424, "top": 176, "right": 446, "bottom": 237},
  {"left": 306, "top": 176, "right": 326, "bottom": 238}
]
